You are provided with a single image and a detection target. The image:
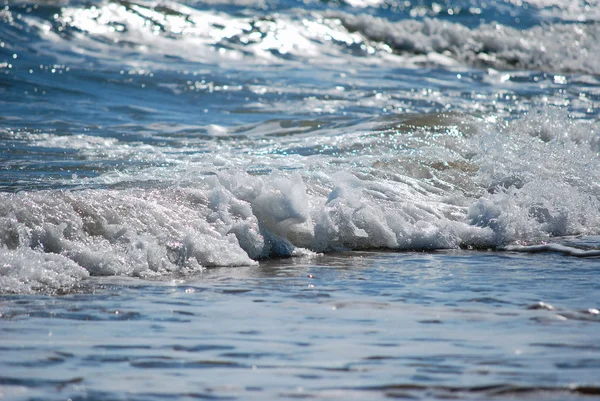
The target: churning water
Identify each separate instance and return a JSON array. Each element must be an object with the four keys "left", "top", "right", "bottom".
[{"left": 1, "top": 0, "right": 599, "bottom": 398}]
